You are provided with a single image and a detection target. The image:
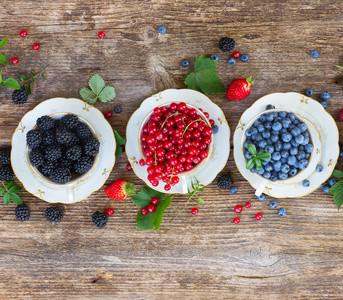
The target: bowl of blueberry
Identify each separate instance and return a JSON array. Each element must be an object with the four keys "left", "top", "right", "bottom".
[{"left": 241, "top": 106, "right": 322, "bottom": 195}]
